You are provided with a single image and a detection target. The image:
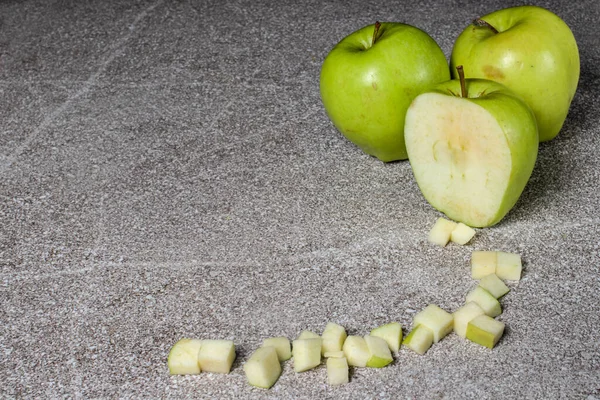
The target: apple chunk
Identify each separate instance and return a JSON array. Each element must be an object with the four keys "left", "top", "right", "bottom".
[
  {"left": 342, "top": 336, "right": 370, "bottom": 367},
  {"left": 466, "top": 315, "right": 505, "bottom": 349},
  {"left": 243, "top": 346, "right": 282, "bottom": 389},
  {"left": 453, "top": 302, "right": 485, "bottom": 338},
  {"left": 327, "top": 357, "right": 349, "bottom": 386},
  {"left": 197, "top": 339, "right": 236, "bottom": 374},
  {"left": 471, "top": 251, "right": 498, "bottom": 279},
  {"left": 496, "top": 251, "right": 522, "bottom": 280},
  {"left": 466, "top": 286, "right": 502, "bottom": 317},
  {"left": 413, "top": 304, "right": 454, "bottom": 343},
  {"left": 167, "top": 338, "right": 203, "bottom": 375},
  {"left": 428, "top": 217, "right": 457, "bottom": 247},
  {"left": 478, "top": 273, "right": 510, "bottom": 299},
  {"left": 402, "top": 325, "right": 433, "bottom": 355},
  {"left": 292, "top": 338, "right": 322, "bottom": 372},
  {"left": 364, "top": 335, "right": 393, "bottom": 368},
  {"left": 405, "top": 79, "right": 538, "bottom": 228},
  {"left": 262, "top": 337, "right": 291, "bottom": 361},
  {"left": 370, "top": 322, "right": 403, "bottom": 353},
  {"left": 321, "top": 322, "right": 347, "bottom": 355},
  {"left": 450, "top": 222, "right": 476, "bottom": 245}
]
